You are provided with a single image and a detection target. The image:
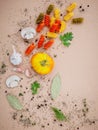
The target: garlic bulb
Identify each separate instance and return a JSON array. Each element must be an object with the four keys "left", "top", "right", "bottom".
[
  {"left": 21, "top": 27, "right": 36, "bottom": 40},
  {"left": 10, "top": 46, "right": 22, "bottom": 66}
]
